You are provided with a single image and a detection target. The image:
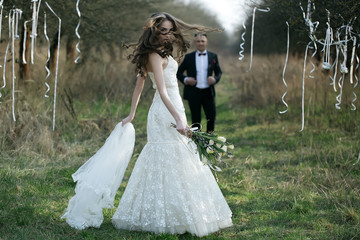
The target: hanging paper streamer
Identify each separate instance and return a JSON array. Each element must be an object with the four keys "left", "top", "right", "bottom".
[
  {"left": 43, "top": 11, "right": 51, "bottom": 98},
  {"left": 300, "top": 1, "right": 319, "bottom": 81},
  {"left": 300, "top": 42, "right": 311, "bottom": 132},
  {"left": 45, "top": 1, "right": 61, "bottom": 131},
  {"left": 349, "top": 34, "right": 356, "bottom": 84},
  {"left": 329, "top": 39, "right": 339, "bottom": 92},
  {"left": 321, "top": 10, "right": 333, "bottom": 70},
  {"left": 75, "top": 0, "right": 81, "bottom": 63},
  {"left": 279, "top": 21, "right": 290, "bottom": 114},
  {"left": 0, "top": 3, "right": 4, "bottom": 100},
  {"left": 308, "top": 42, "right": 317, "bottom": 79},
  {"left": 0, "top": 0, "right": 3, "bottom": 41},
  {"left": 22, "top": 20, "right": 30, "bottom": 64},
  {"left": 9, "top": 9, "right": 22, "bottom": 121},
  {"left": 247, "top": 7, "right": 270, "bottom": 71},
  {"left": 335, "top": 25, "right": 350, "bottom": 110},
  {"left": 238, "top": 23, "right": 246, "bottom": 61},
  {"left": 11, "top": 11, "right": 15, "bottom": 121},
  {"left": 14, "top": 9, "right": 22, "bottom": 39},
  {"left": 0, "top": 1, "right": 3, "bottom": 47},
  {"left": 351, "top": 54, "right": 359, "bottom": 111},
  {"left": 30, "top": 0, "right": 42, "bottom": 64}
]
